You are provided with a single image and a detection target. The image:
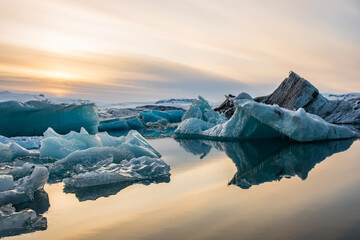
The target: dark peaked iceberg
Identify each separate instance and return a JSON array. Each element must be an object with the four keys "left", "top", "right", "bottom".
[
  {"left": 216, "top": 71, "right": 360, "bottom": 124},
  {"left": 255, "top": 71, "right": 360, "bottom": 124}
]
